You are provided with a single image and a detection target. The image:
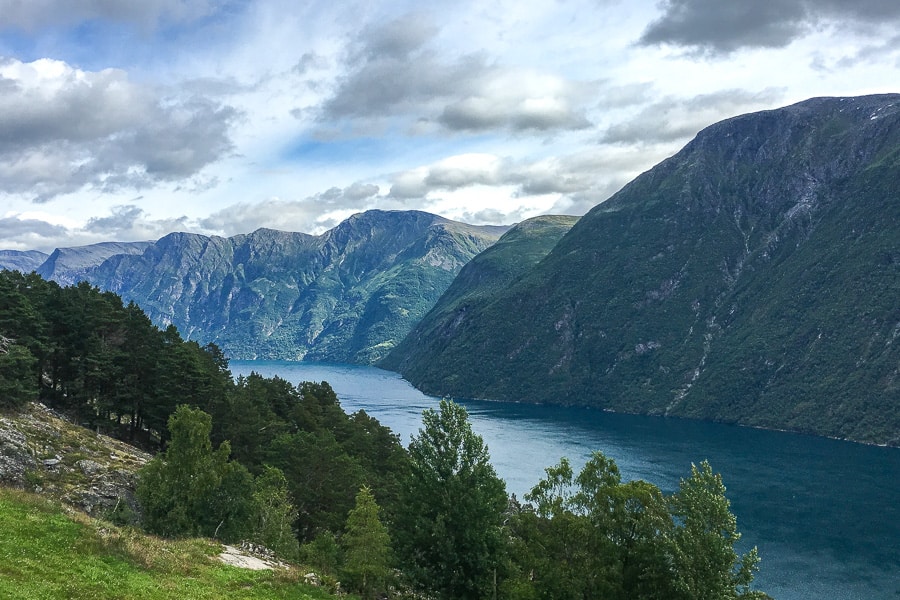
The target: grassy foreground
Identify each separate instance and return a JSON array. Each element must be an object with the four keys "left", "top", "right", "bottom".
[{"left": 0, "top": 487, "right": 337, "bottom": 600}]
